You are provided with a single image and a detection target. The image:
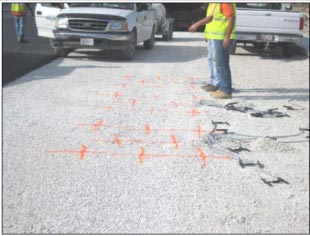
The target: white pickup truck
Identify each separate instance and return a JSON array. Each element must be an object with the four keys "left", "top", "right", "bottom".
[
  {"left": 234, "top": 3, "right": 304, "bottom": 57},
  {"left": 35, "top": 3, "right": 158, "bottom": 59}
]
